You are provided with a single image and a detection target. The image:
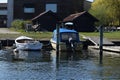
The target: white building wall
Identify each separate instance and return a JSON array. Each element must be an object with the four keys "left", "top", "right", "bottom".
[{"left": 7, "top": 0, "right": 14, "bottom": 27}]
